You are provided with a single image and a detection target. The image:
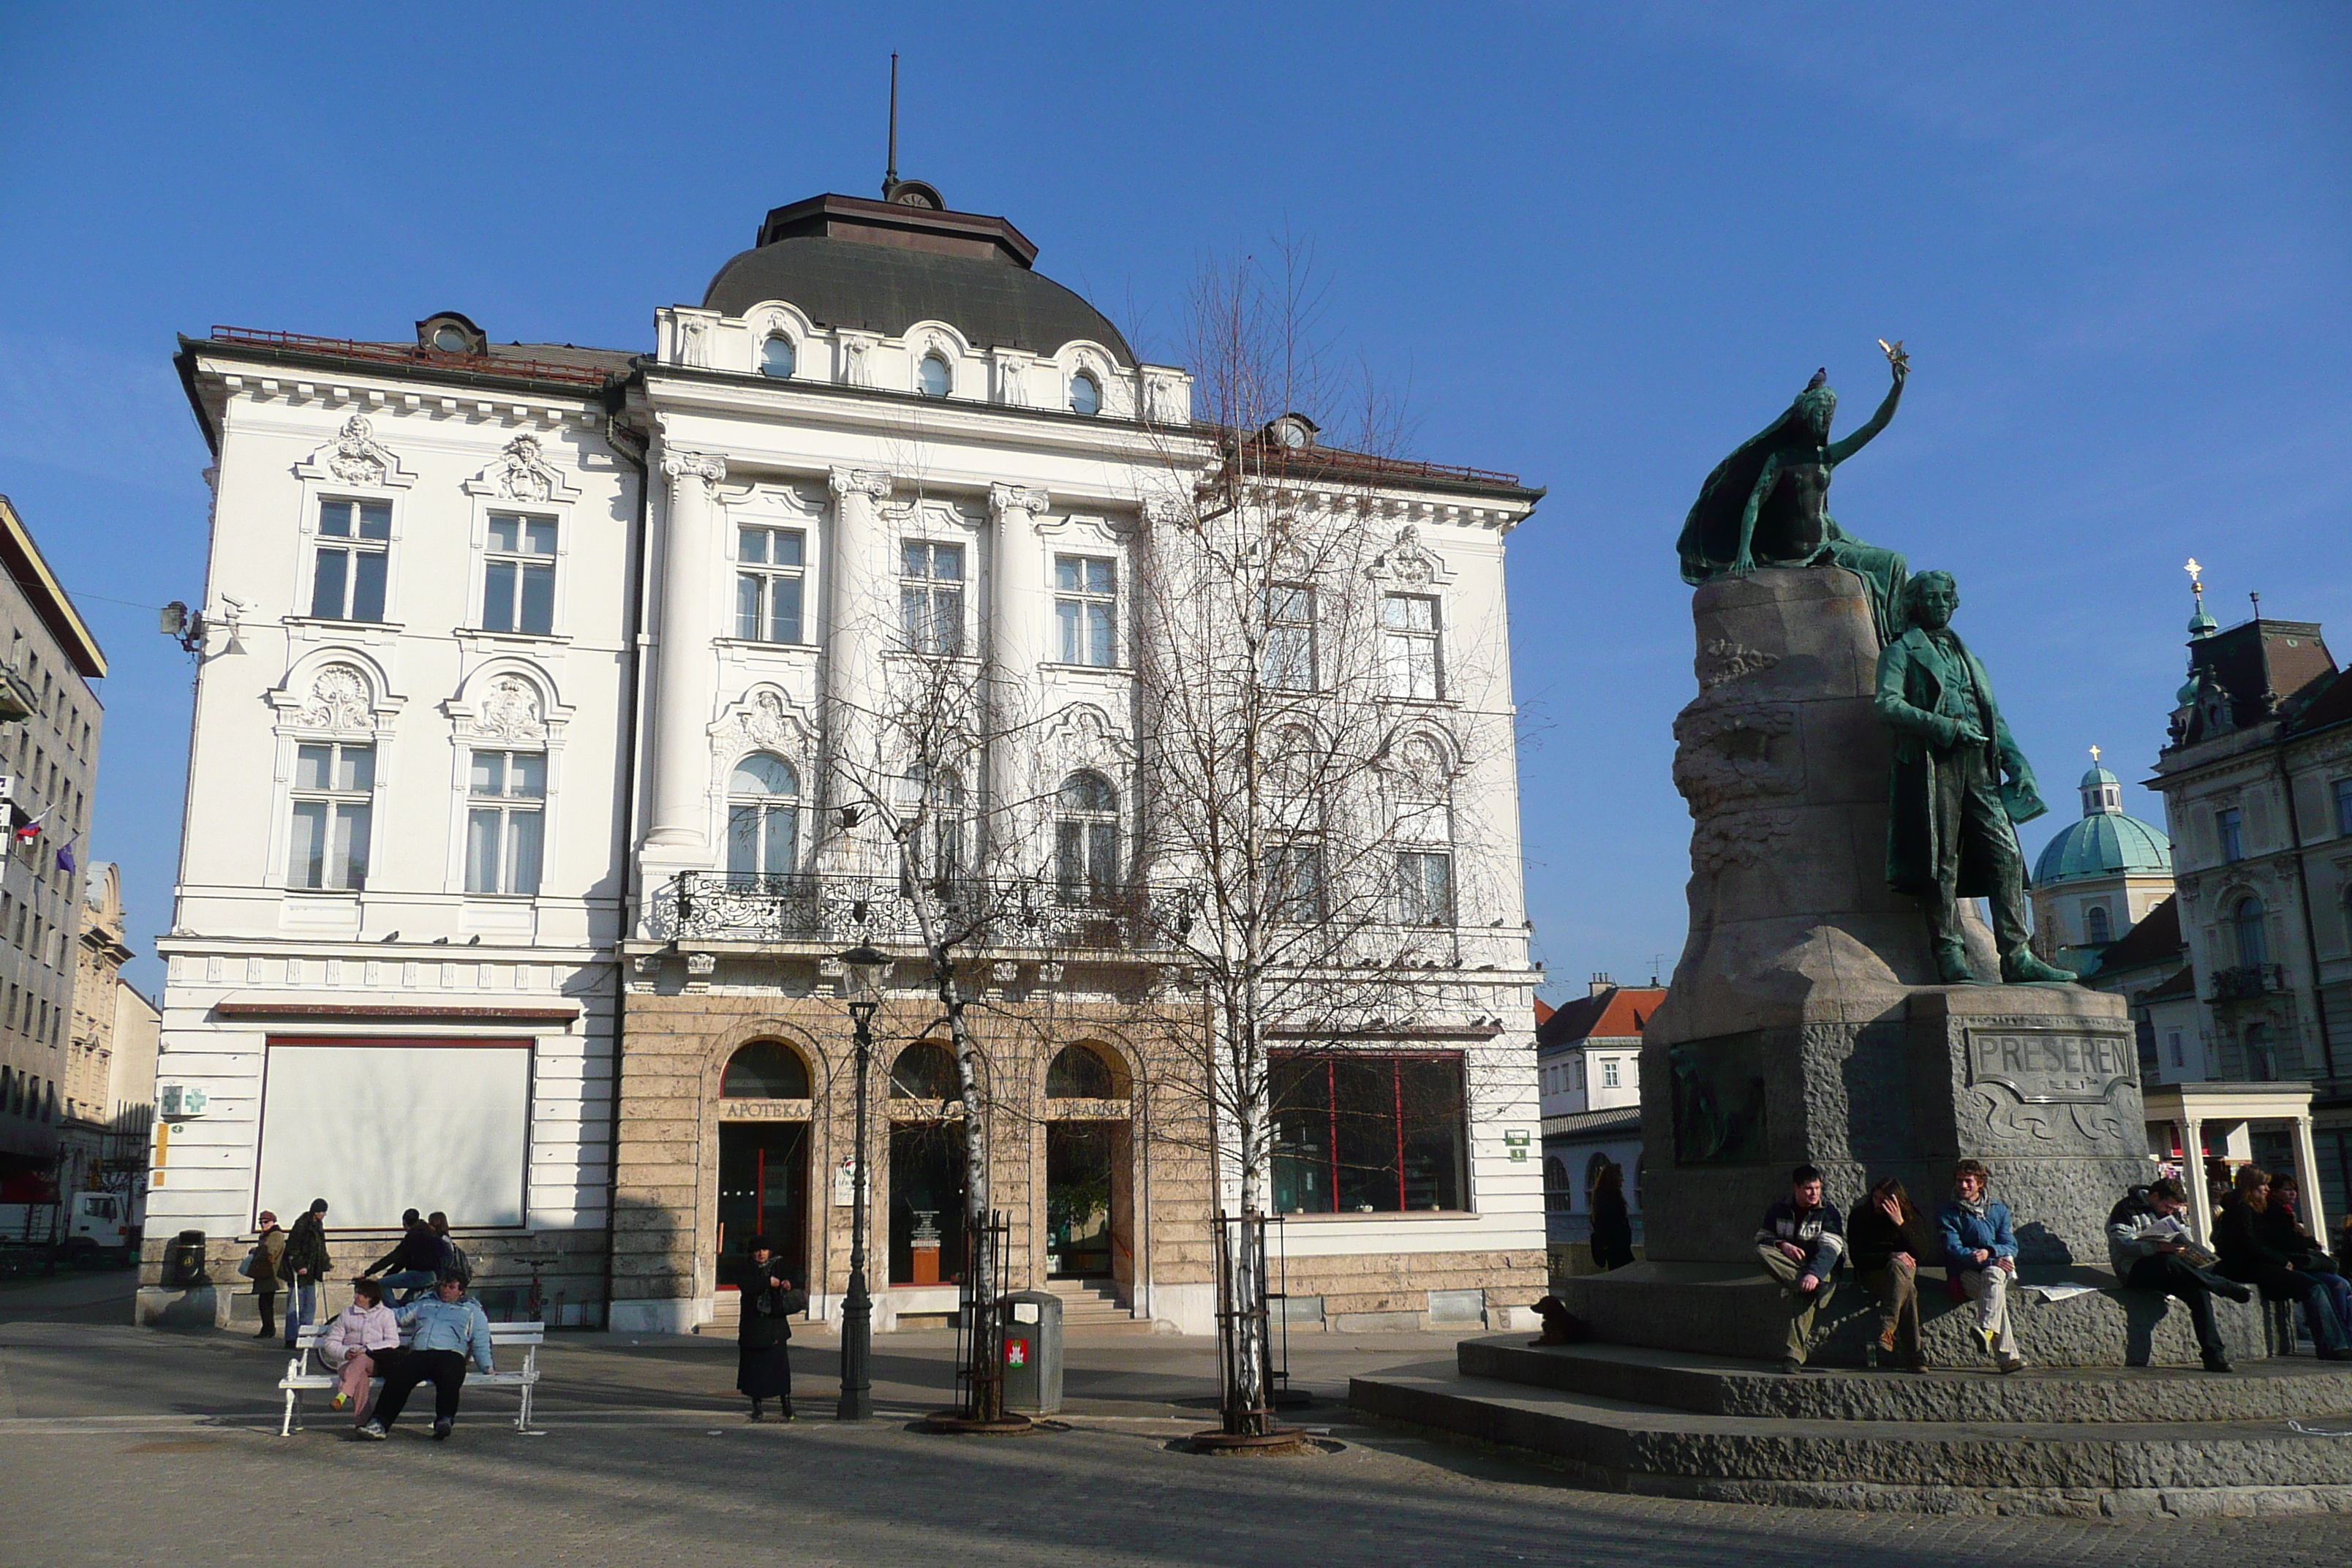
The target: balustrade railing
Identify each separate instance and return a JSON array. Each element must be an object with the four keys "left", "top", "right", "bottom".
[{"left": 661, "top": 870, "right": 1196, "bottom": 953}]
